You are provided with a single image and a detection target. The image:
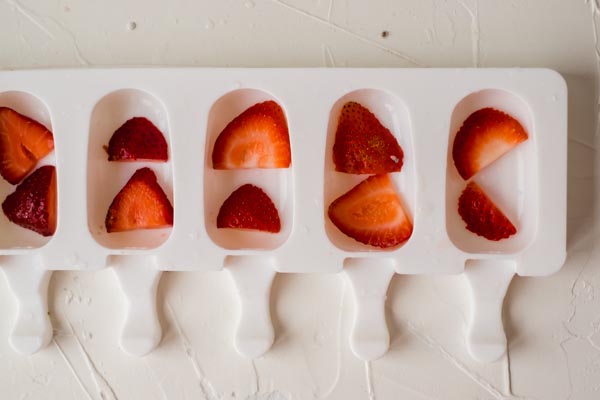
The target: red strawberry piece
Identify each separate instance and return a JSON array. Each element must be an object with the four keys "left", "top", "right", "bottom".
[
  {"left": 105, "top": 167, "right": 173, "bottom": 233},
  {"left": 453, "top": 108, "right": 528, "bottom": 180},
  {"left": 0, "top": 107, "right": 54, "bottom": 184},
  {"left": 2, "top": 165, "right": 57, "bottom": 236},
  {"left": 328, "top": 174, "right": 412, "bottom": 248},
  {"left": 217, "top": 184, "right": 281, "bottom": 233},
  {"left": 107, "top": 117, "right": 168, "bottom": 162},
  {"left": 333, "top": 101, "right": 403, "bottom": 174},
  {"left": 458, "top": 182, "right": 517, "bottom": 241},
  {"left": 212, "top": 100, "right": 291, "bottom": 169}
]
